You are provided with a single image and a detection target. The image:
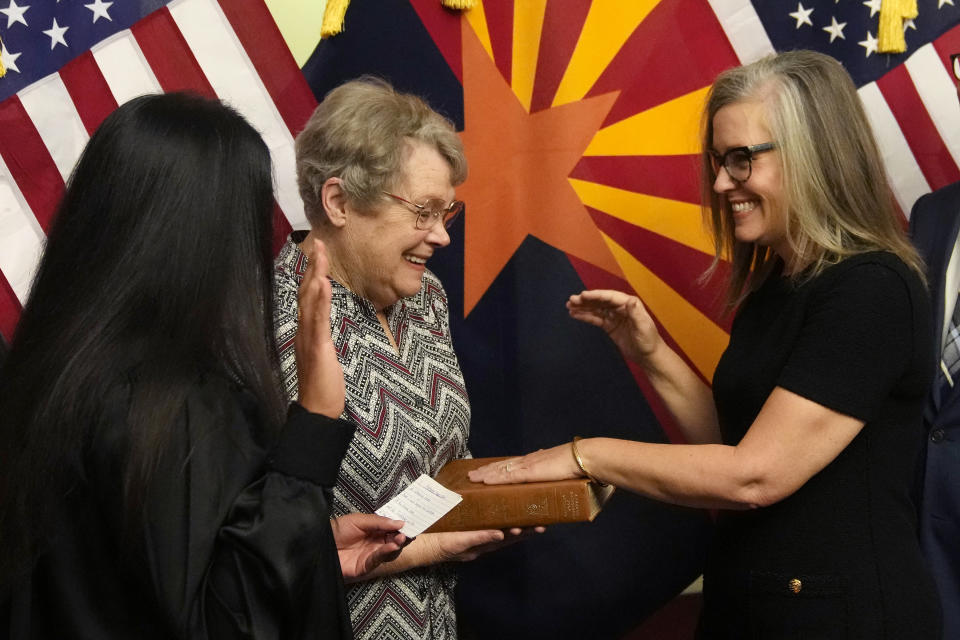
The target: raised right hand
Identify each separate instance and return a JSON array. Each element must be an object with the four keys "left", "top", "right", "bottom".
[
  {"left": 566, "top": 289, "right": 660, "bottom": 365},
  {"left": 295, "top": 239, "right": 346, "bottom": 418}
]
